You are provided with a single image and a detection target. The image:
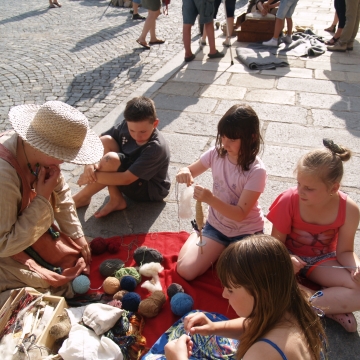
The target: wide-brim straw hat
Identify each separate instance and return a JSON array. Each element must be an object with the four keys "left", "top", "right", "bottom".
[{"left": 9, "top": 101, "right": 103, "bottom": 165}]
